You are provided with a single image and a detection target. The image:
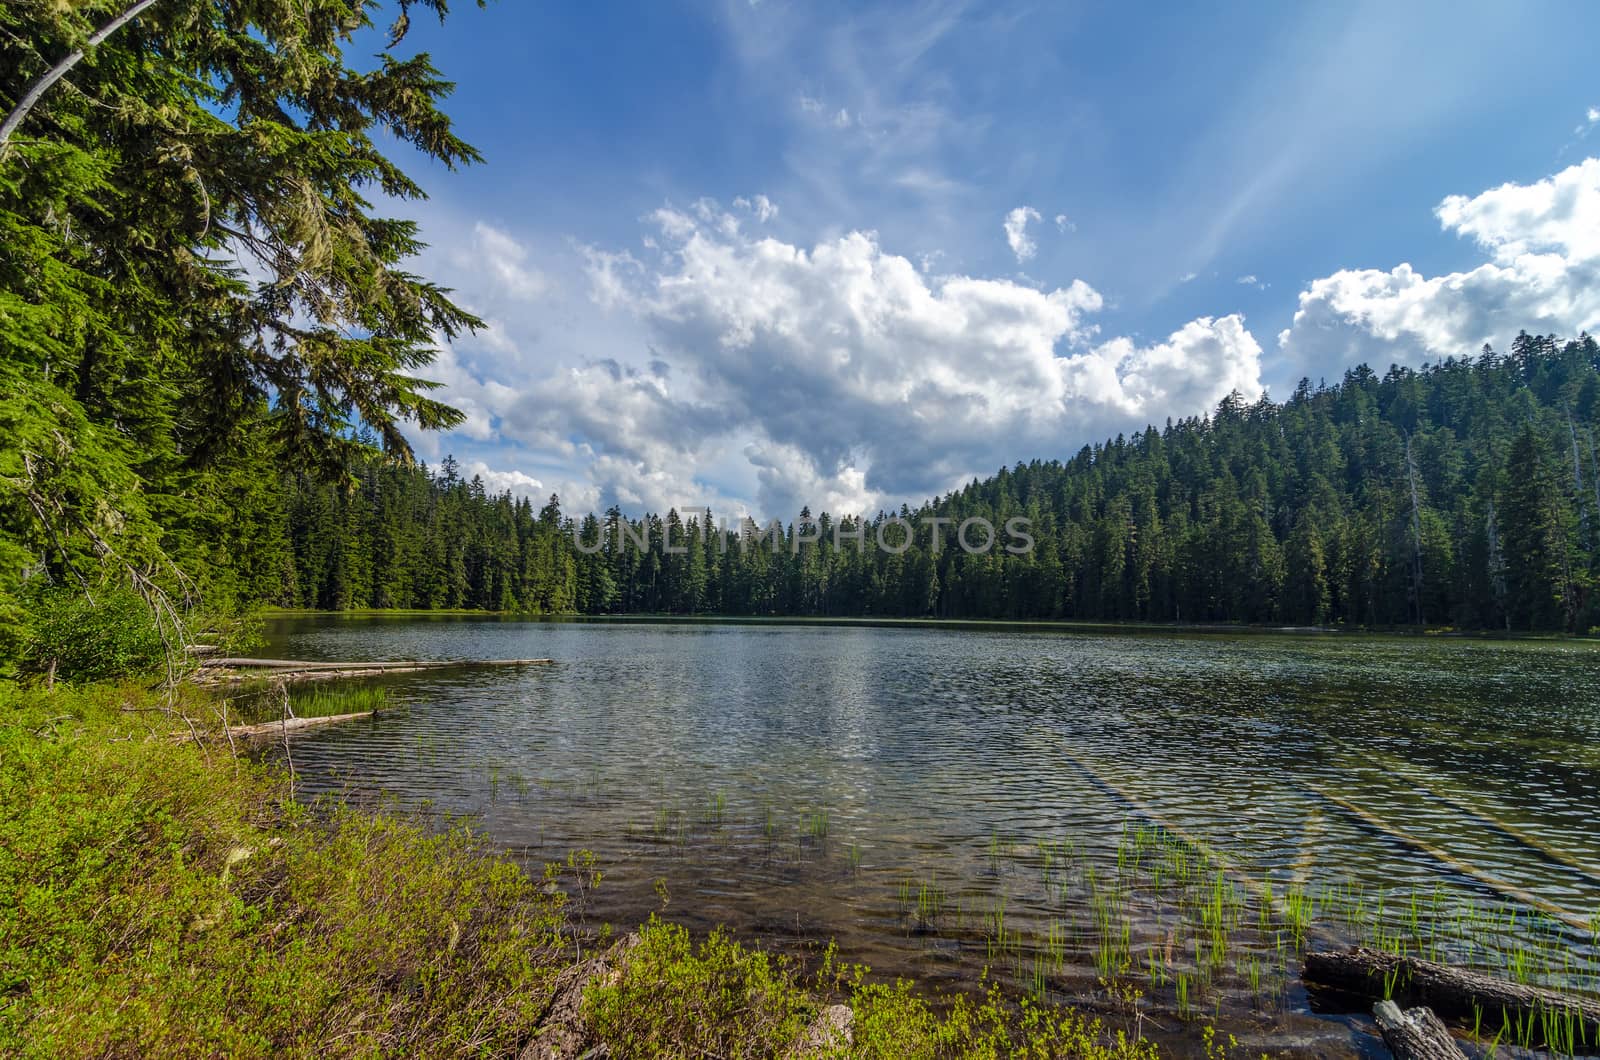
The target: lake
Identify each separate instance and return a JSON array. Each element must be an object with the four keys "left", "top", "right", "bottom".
[{"left": 260, "top": 616, "right": 1600, "bottom": 1055}]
